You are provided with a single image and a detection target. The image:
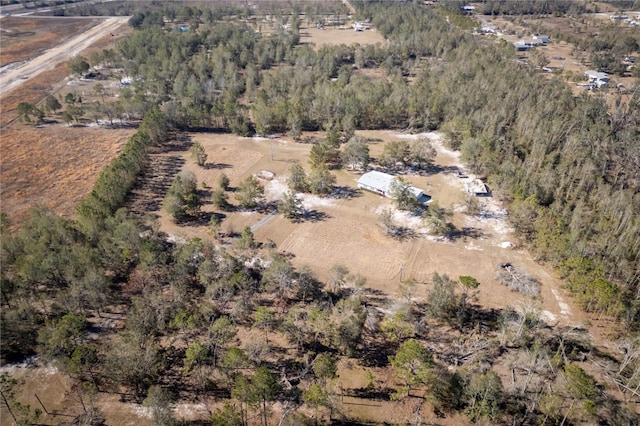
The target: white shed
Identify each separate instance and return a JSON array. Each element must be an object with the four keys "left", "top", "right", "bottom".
[{"left": 464, "top": 176, "right": 490, "bottom": 196}]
